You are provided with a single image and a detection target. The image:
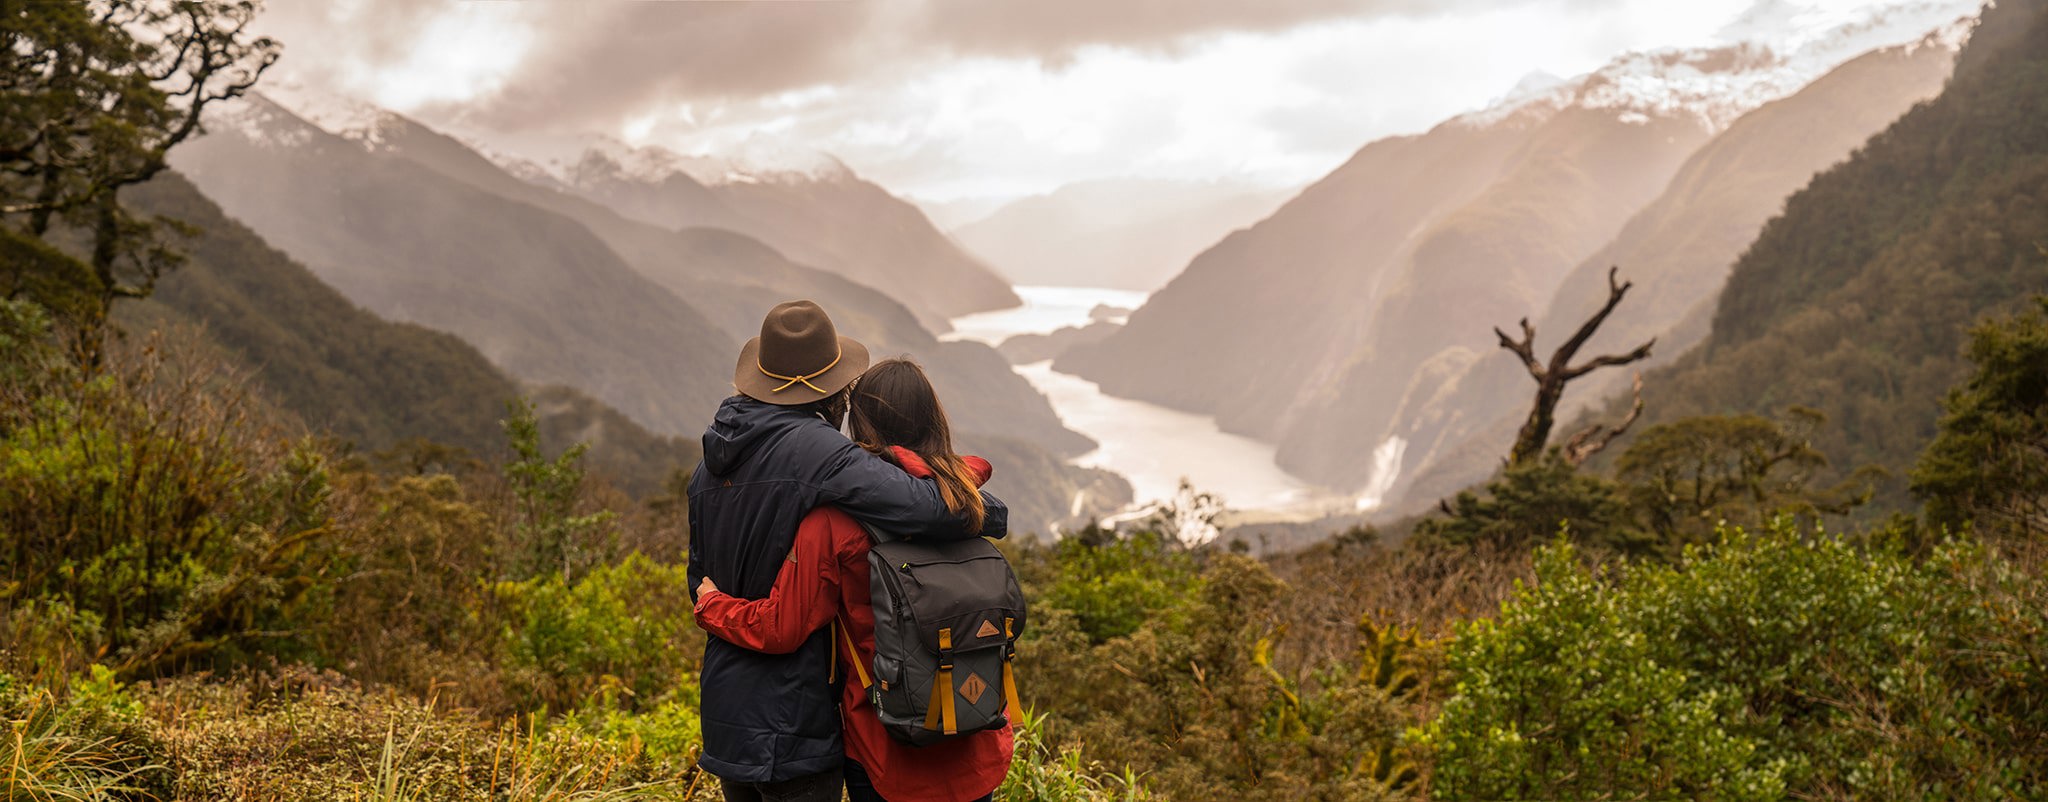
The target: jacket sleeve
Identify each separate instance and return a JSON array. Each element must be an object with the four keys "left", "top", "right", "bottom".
[
  {"left": 692, "top": 509, "right": 842, "bottom": 654},
  {"left": 815, "top": 439, "right": 1009, "bottom": 541}
]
